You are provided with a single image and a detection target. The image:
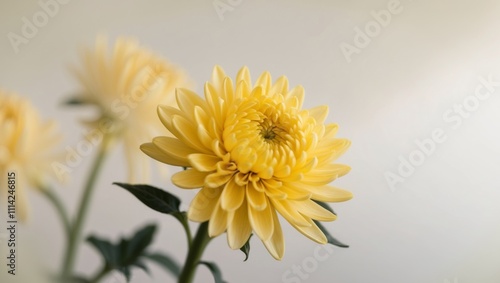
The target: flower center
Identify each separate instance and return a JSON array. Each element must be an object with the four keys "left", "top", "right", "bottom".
[{"left": 260, "top": 124, "right": 277, "bottom": 141}]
